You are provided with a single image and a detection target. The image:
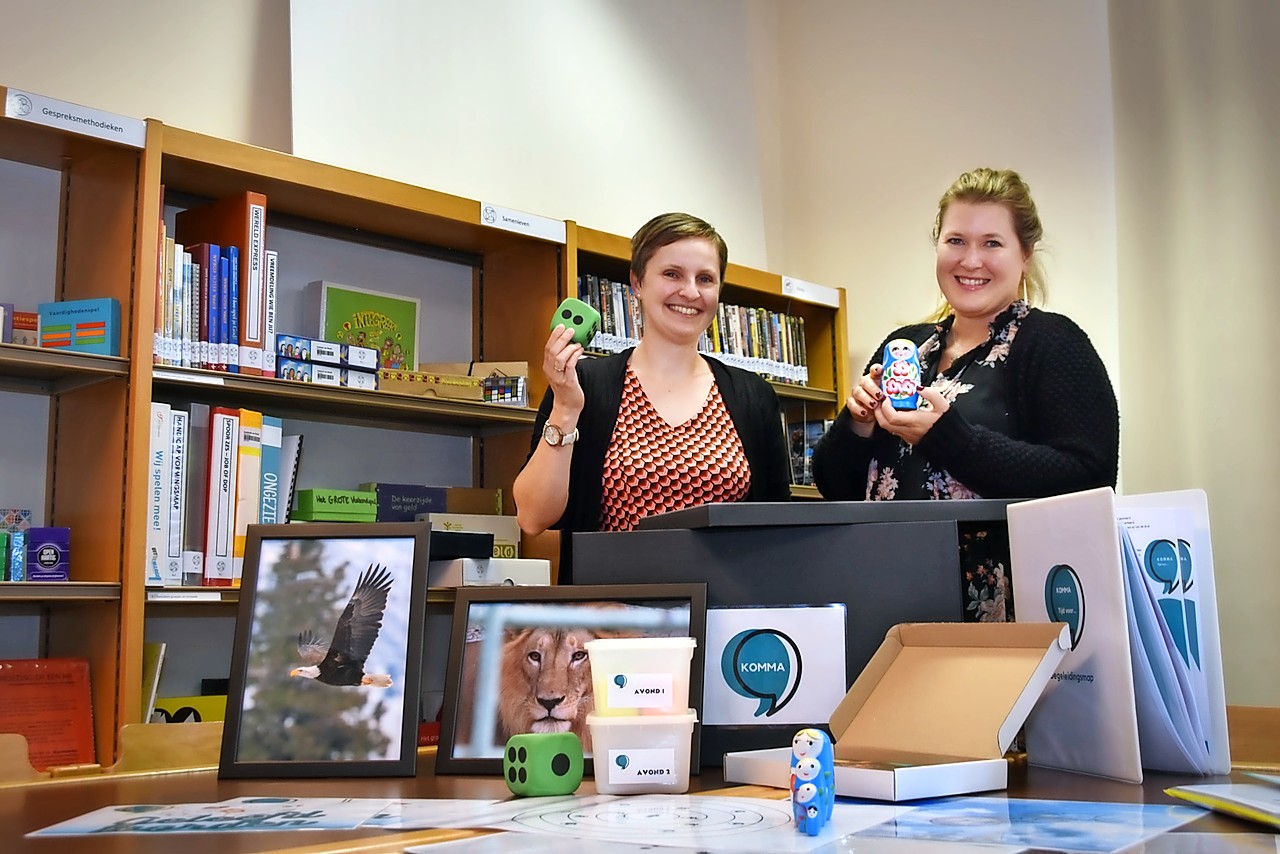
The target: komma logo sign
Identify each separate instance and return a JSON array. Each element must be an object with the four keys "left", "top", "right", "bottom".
[{"left": 720, "top": 629, "right": 802, "bottom": 717}]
